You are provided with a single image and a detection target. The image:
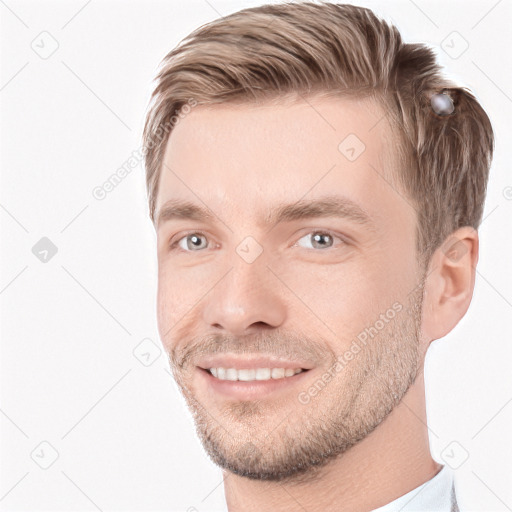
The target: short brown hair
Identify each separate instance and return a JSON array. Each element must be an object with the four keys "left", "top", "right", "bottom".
[{"left": 142, "top": 1, "right": 494, "bottom": 270}]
